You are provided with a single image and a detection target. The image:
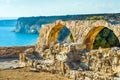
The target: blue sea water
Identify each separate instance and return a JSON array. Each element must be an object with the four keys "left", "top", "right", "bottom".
[{"left": 0, "top": 26, "right": 39, "bottom": 47}]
